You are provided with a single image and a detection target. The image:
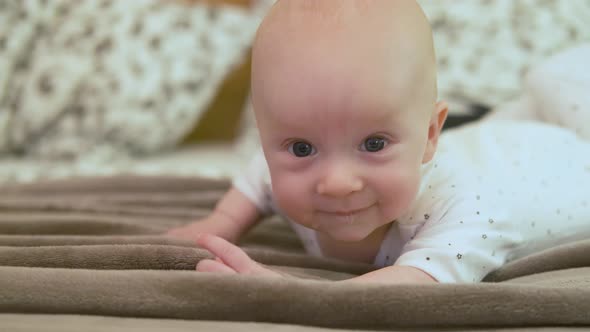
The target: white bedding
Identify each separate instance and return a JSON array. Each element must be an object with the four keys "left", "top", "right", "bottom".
[{"left": 0, "top": 142, "right": 251, "bottom": 185}]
